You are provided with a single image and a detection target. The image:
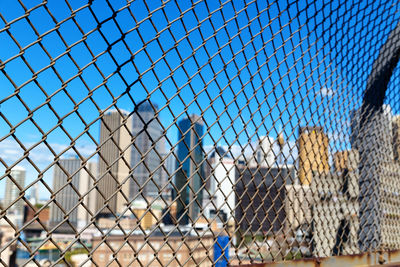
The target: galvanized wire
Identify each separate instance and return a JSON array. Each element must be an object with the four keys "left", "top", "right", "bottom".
[{"left": 0, "top": 0, "right": 400, "bottom": 266}]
